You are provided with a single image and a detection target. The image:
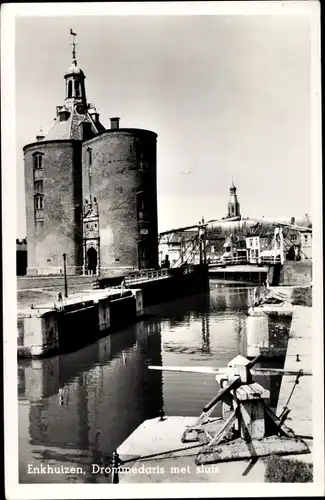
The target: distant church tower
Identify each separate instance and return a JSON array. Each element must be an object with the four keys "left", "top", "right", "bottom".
[{"left": 227, "top": 180, "right": 241, "bottom": 219}]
